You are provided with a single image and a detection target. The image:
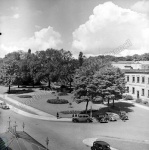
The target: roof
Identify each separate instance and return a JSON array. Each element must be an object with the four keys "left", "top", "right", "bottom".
[
  {"left": 112, "top": 61, "right": 140, "bottom": 64},
  {"left": 0, "top": 131, "right": 47, "bottom": 150},
  {"left": 123, "top": 69, "right": 149, "bottom": 74},
  {"left": 94, "top": 140, "right": 110, "bottom": 146}
]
